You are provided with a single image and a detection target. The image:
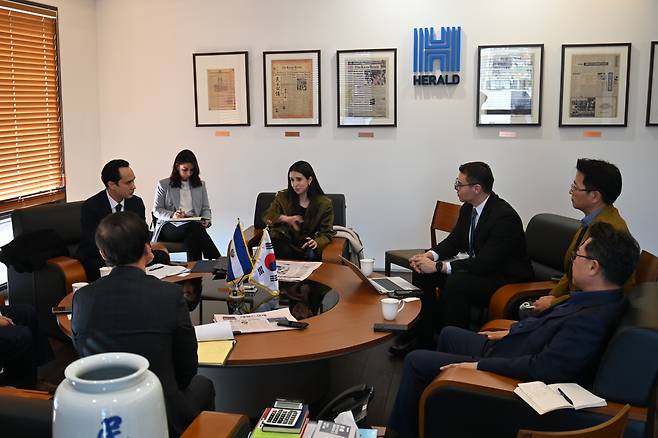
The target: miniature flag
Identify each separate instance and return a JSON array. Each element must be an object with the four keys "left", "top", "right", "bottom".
[
  {"left": 226, "top": 221, "right": 253, "bottom": 285},
  {"left": 248, "top": 229, "right": 279, "bottom": 296}
]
